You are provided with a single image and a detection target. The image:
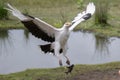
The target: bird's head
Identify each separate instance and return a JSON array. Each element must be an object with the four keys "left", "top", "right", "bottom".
[{"left": 64, "top": 22, "right": 72, "bottom": 28}]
